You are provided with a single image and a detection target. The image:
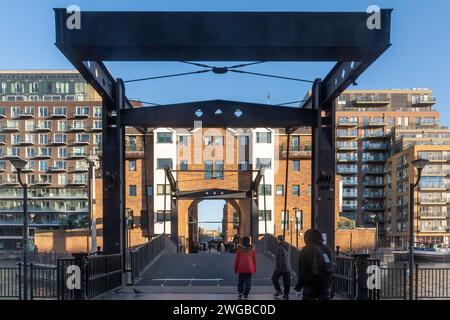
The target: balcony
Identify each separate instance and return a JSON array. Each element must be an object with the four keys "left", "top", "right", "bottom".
[
  {"left": 418, "top": 198, "right": 448, "bottom": 205},
  {"left": 69, "top": 125, "right": 87, "bottom": 132},
  {"left": 411, "top": 97, "right": 436, "bottom": 107},
  {"left": 73, "top": 111, "right": 90, "bottom": 118},
  {"left": 17, "top": 138, "right": 35, "bottom": 146},
  {"left": 364, "top": 204, "right": 385, "bottom": 211},
  {"left": 91, "top": 125, "right": 102, "bottom": 131},
  {"left": 48, "top": 166, "right": 67, "bottom": 173},
  {"left": 73, "top": 138, "right": 90, "bottom": 145},
  {"left": 337, "top": 119, "right": 358, "bottom": 127},
  {"left": 0, "top": 137, "right": 6, "bottom": 145},
  {"left": 4, "top": 178, "right": 19, "bottom": 186},
  {"left": 18, "top": 111, "right": 35, "bottom": 119},
  {"left": 424, "top": 155, "right": 450, "bottom": 163},
  {"left": 342, "top": 205, "right": 358, "bottom": 211},
  {"left": 363, "top": 143, "right": 389, "bottom": 151},
  {"left": 337, "top": 142, "right": 358, "bottom": 151},
  {"left": 35, "top": 124, "right": 52, "bottom": 132},
  {"left": 2, "top": 122, "right": 20, "bottom": 132},
  {"left": 363, "top": 132, "right": 388, "bottom": 139},
  {"left": 33, "top": 152, "right": 52, "bottom": 159},
  {"left": 68, "top": 152, "right": 87, "bottom": 159},
  {"left": 49, "top": 138, "right": 68, "bottom": 146},
  {"left": 67, "top": 179, "right": 87, "bottom": 186},
  {"left": 342, "top": 179, "right": 358, "bottom": 186},
  {"left": 35, "top": 175, "right": 52, "bottom": 186},
  {"left": 337, "top": 131, "right": 358, "bottom": 139},
  {"left": 363, "top": 155, "right": 388, "bottom": 163},
  {"left": 419, "top": 226, "right": 448, "bottom": 233},
  {"left": 363, "top": 192, "right": 385, "bottom": 199},
  {"left": 280, "top": 144, "right": 312, "bottom": 159},
  {"left": 72, "top": 165, "right": 89, "bottom": 172},
  {"left": 363, "top": 179, "right": 385, "bottom": 187},
  {"left": 337, "top": 167, "right": 358, "bottom": 175},
  {"left": 351, "top": 96, "right": 390, "bottom": 107},
  {"left": 0, "top": 112, "right": 5, "bottom": 119},
  {"left": 342, "top": 192, "right": 358, "bottom": 198},
  {"left": 363, "top": 119, "right": 388, "bottom": 127},
  {"left": 50, "top": 112, "right": 67, "bottom": 118},
  {"left": 417, "top": 119, "right": 438, "bottom": 126},
  {"left": 337, "top": 155, "right": 358, "bottom": 163},
  {"left": 419, "top": 184, "right": 450, "bottom": 191},
  {"left": 419, "top": 212, "right": 448, "bottom": 220}
]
